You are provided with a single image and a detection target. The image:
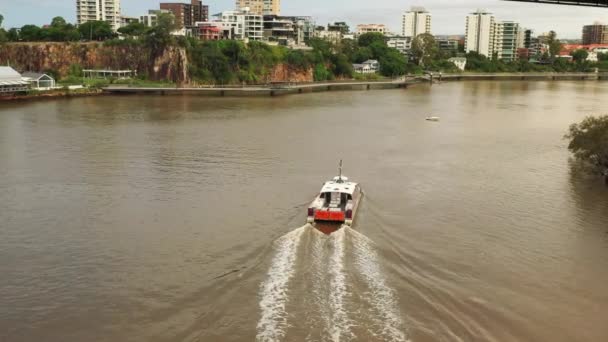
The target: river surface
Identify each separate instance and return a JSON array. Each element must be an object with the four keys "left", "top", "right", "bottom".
[{"left": 1, "top": 81, "right": 608, "bottom": 342}]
